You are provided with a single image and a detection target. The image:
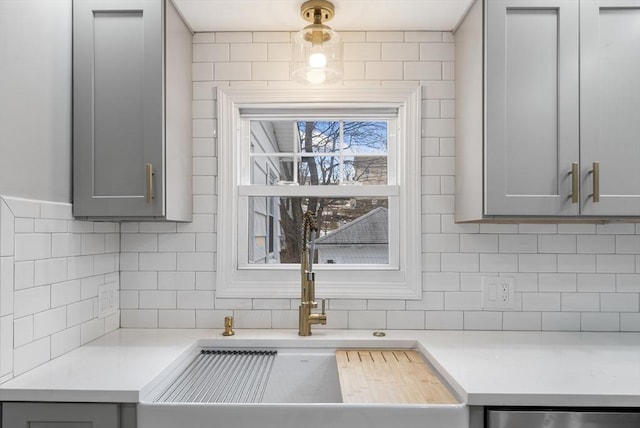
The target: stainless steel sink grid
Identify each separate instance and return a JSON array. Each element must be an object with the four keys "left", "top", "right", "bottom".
[{"left": 154, "top": 349, "right": 277, "bottom": 404}]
